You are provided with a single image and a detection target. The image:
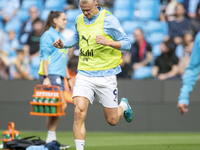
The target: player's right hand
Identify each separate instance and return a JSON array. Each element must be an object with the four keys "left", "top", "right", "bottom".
[
  {"left": 53, "top": 38, "right": 63, "bottom": 49},
  {"left": 177, "top": 103, "right": 188, "bottom": 115}
]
